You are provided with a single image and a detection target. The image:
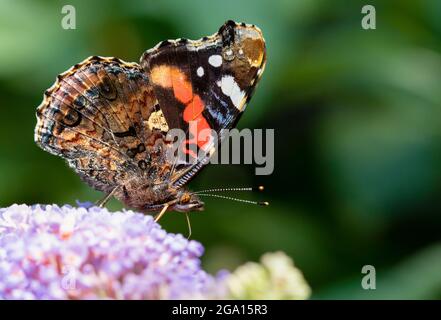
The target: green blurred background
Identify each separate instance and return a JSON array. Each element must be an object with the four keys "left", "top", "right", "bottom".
[{"left": 1, "top": 0, "right": 441, "bottom": 299}]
